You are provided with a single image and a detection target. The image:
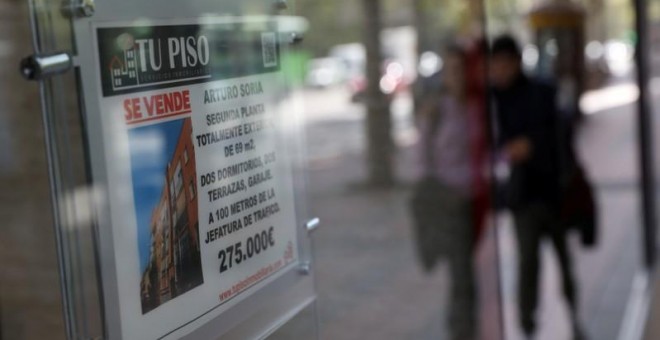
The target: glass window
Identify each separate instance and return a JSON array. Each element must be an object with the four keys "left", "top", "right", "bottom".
[{"left": 5, "top": 0, "right": 659, "bottom": 339}]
